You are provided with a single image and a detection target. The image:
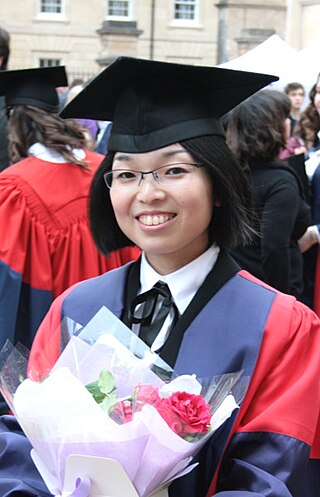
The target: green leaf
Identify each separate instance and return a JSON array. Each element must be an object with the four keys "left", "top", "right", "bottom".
[
  {"left": 99, "top": 393, "right": 117, "bottom": 414},
  {"left": 85, "top": 380, "right": 105, "bottom": 404},
  {"left": 85, "top": 370, "right": 117, "bottom": 405},
  {"left": 98, "top": 370, "right": 116, "bottom": 395}
]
